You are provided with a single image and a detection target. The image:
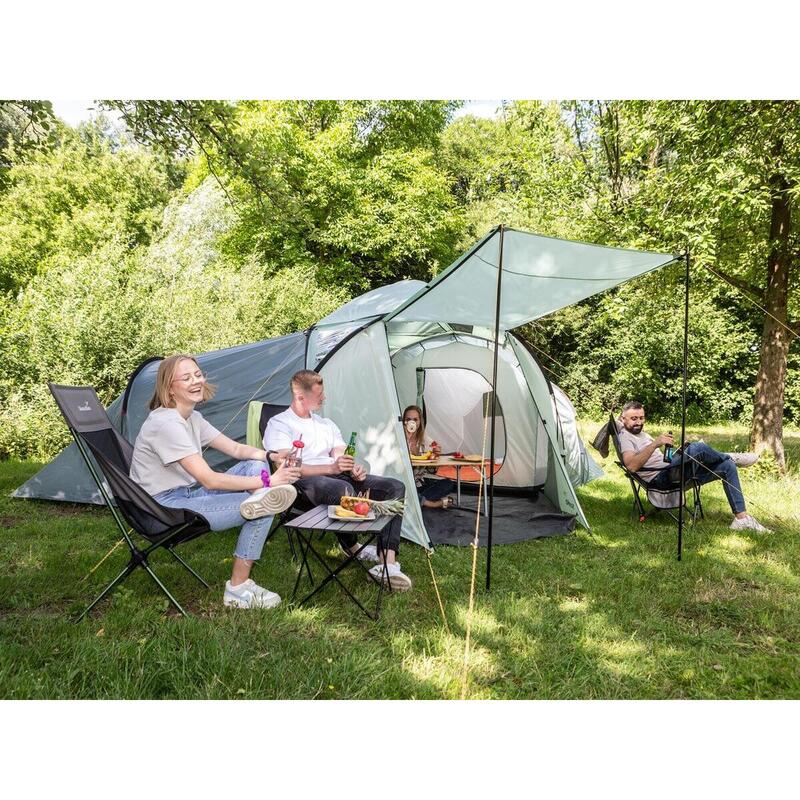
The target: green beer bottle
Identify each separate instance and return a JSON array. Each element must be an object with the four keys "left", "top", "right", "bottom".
[{"left": 345, "top": 432, "right": 357, "bottom": 458}]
